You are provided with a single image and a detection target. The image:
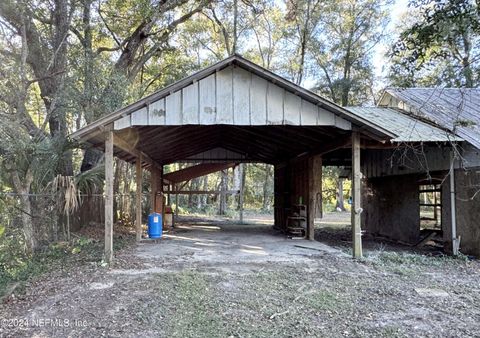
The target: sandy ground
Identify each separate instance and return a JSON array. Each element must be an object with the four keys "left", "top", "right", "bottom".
[{"left": 1, "top": 214, "right": 480, "bottom": 337}]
